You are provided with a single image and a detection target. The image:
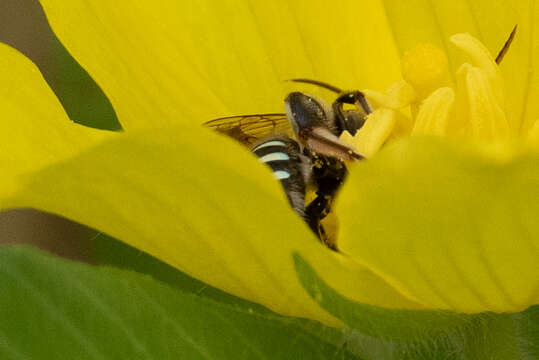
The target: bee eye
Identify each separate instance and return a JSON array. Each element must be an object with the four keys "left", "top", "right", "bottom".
[
  {"left": 206, "top": 79, "right": 366, "bottom": 250},
  {"left": 284, "top": 92, "right": 328, "bottom": 131}
]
